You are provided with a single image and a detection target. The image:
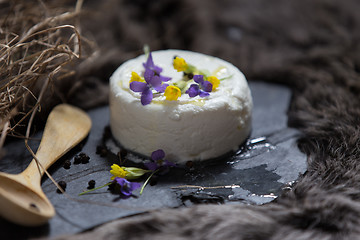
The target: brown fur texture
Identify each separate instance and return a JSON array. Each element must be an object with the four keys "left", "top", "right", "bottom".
[{"left": 55, "top": 0, "right": 360, "bottom": 239}]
